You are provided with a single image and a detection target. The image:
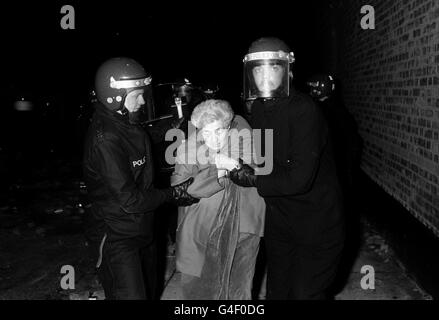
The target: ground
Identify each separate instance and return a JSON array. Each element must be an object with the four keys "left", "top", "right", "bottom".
[
  {"left": 161, "top": 219, "right": 431, "bottom": 300},
  {"left": 0, "top": 163, "right": 432, "bottom": 300}
]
